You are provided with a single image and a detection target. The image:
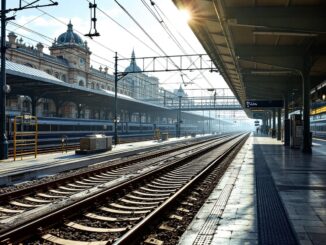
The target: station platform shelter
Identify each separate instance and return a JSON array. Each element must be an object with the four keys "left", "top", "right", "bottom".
[{"left": 0, "top": 133, "right": 325, "bottom": 244}]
